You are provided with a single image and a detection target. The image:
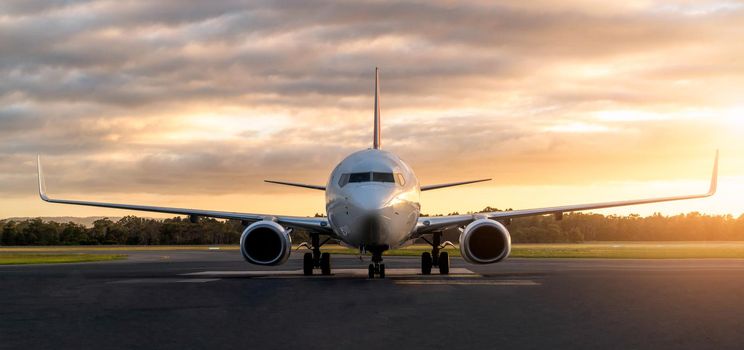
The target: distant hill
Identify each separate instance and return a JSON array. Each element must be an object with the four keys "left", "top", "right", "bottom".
[{"left": 2, "top": 217, "right": 124, "bottom": 227}]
